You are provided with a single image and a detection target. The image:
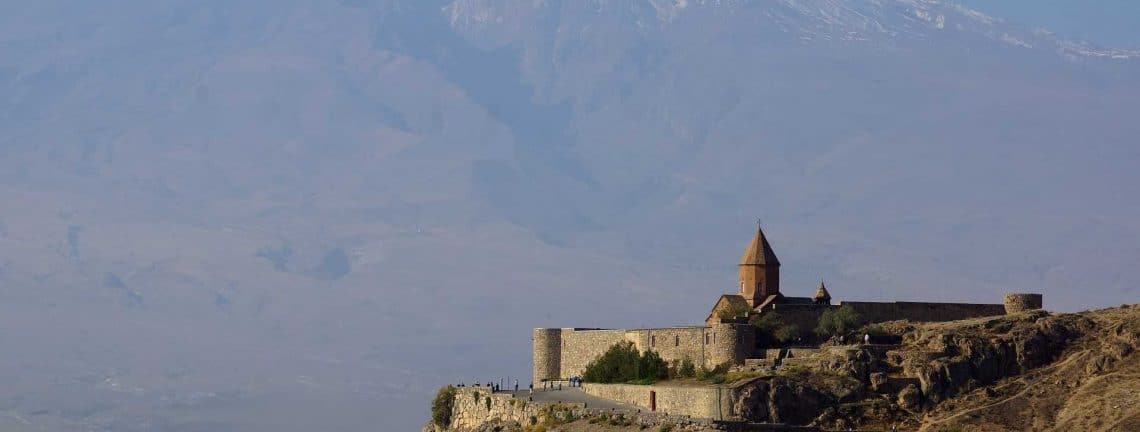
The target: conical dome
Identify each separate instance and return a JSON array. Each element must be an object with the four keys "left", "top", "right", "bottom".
[
  {"left": 814, "top": 280, "right": 832, "bottom": 303},
  {"left": 740, "top": 225, "right": 780, "bottom": 266}
]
